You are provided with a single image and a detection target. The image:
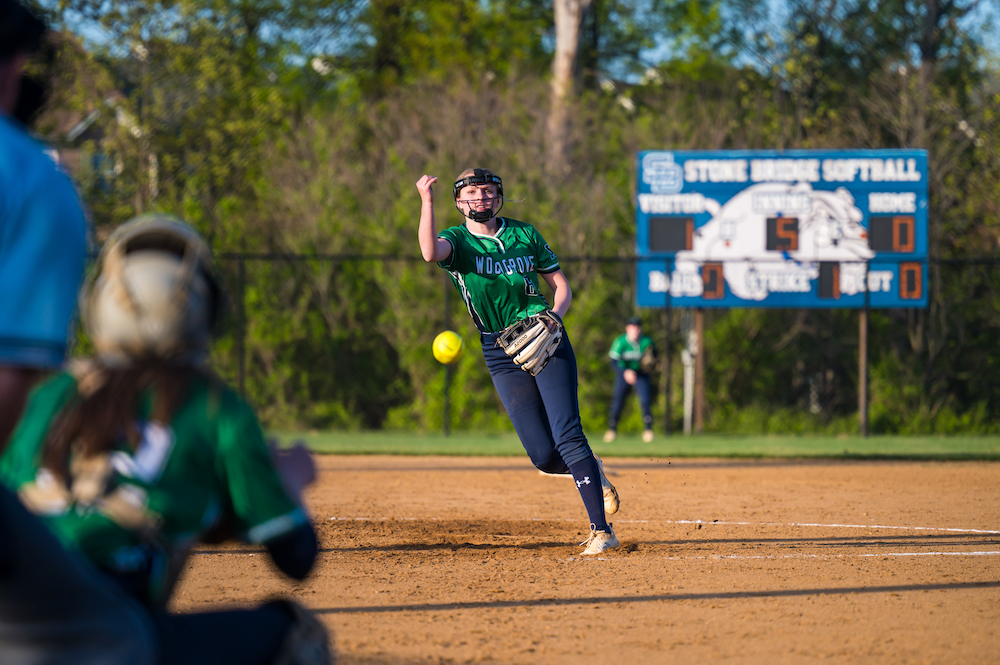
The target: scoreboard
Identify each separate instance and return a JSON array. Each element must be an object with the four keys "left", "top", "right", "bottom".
[{"left": 634, "top": 149, "right": 928, "bottom": 308}]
